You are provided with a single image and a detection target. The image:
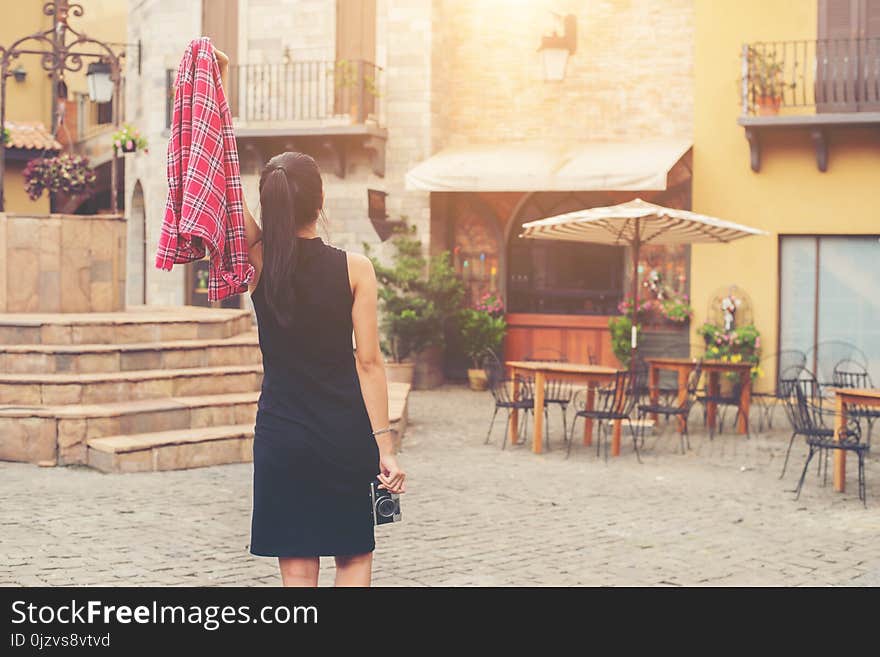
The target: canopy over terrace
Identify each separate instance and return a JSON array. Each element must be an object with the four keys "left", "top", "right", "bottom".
[
  {"left": 405, "top": 138, "right": 692, "bottom": 192},
  {"left": 520, "top": 198, "right": 767, "bottom": 366},
  {"left": 406, "top": 139, "right": 695, "bottom": 367}
]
